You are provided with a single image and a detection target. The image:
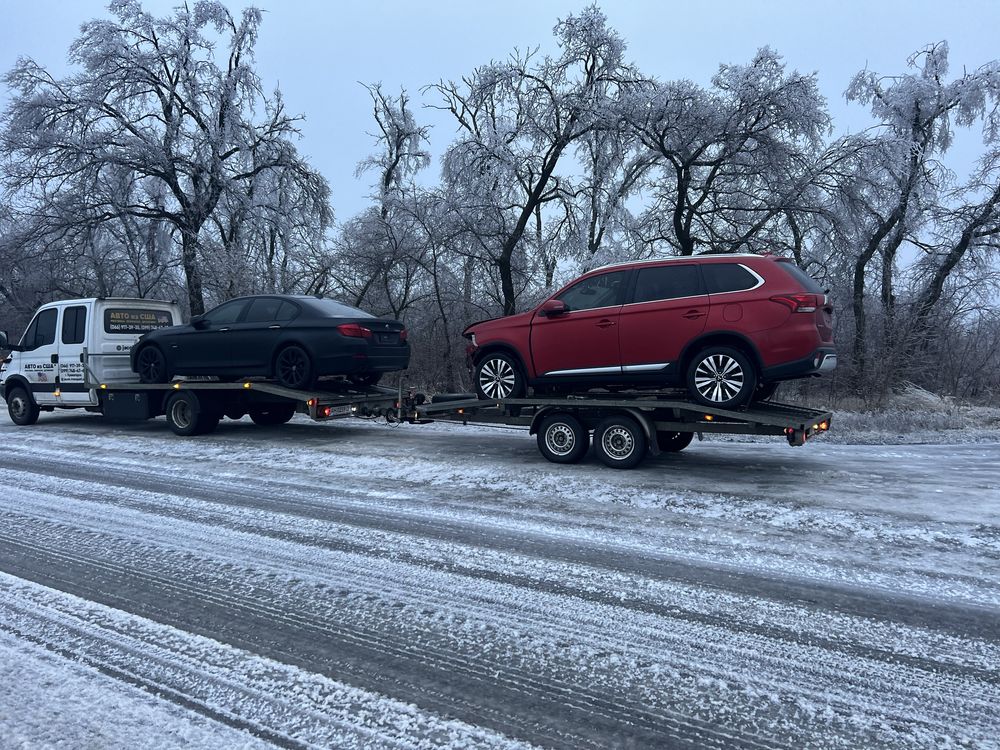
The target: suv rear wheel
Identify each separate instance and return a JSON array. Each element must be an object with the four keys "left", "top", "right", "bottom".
[
  {"left": 474, "top": 353, "right": 526, "bottom": 401},
  {"left": 686, "top": 346, "right": 757, "bottom": 409}
]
